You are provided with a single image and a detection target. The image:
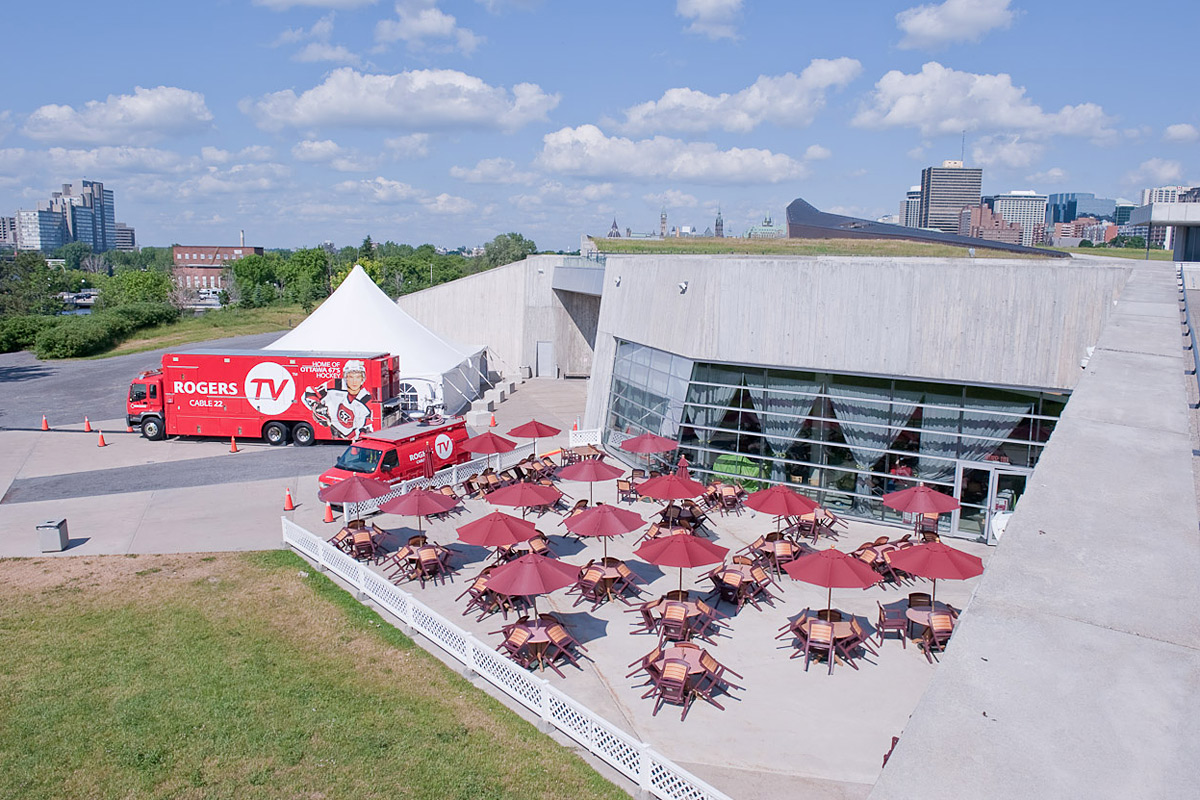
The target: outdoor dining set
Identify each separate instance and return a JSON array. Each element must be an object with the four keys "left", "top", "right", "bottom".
[{"left": 316, "top": 419, "right": 986, "bottom": 718}]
